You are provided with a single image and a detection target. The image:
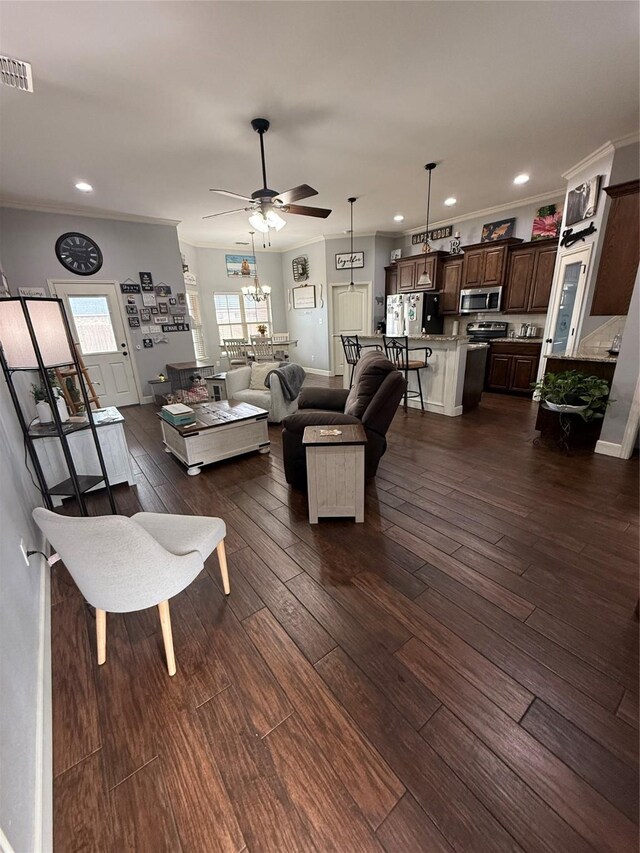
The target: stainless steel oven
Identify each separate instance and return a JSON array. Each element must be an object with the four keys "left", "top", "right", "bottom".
[{"left": 459, "top": 286, "right": 502, "bottom": 314}]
